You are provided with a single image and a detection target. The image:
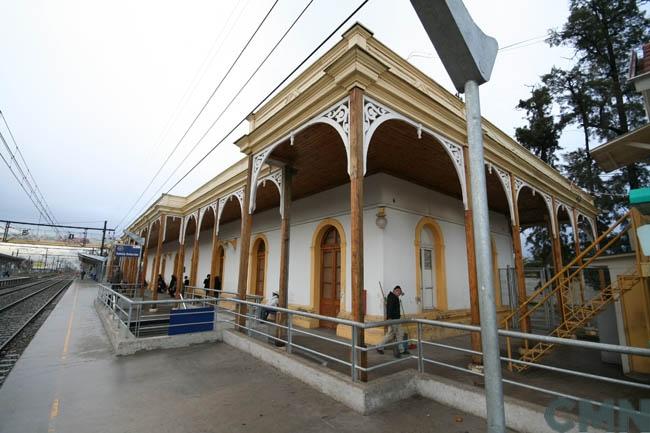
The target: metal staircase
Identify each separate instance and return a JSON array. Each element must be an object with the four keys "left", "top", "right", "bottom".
[
  {"left": 502, "top": 210, "right": 640, "bottom": 372},
  {"left": 513, "top": 273, "right": 639, "bottom": 371}
]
